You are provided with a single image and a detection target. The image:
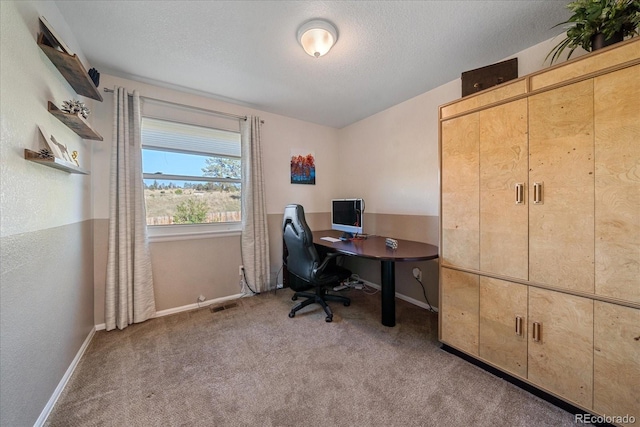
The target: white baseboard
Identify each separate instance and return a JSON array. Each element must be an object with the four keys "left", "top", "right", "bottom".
[
  {"left": 94, "top": 293, "right": 246, "bottom": 331},
  {"left": 153, "top": 293, "right": 245, "bottom": 317},
  {"left": 358, "top": 279, "right": 438, "bottom": 312},
  {"left": 35, "top": 327, "right": 96, "bottom": 427}
]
